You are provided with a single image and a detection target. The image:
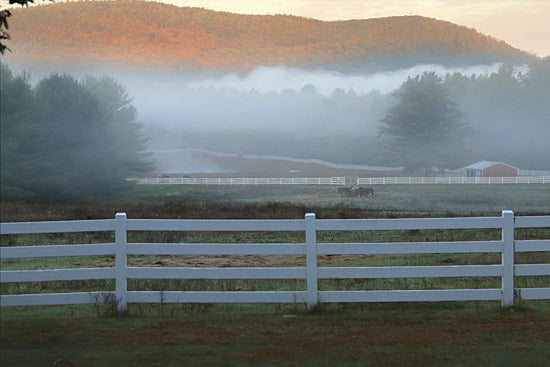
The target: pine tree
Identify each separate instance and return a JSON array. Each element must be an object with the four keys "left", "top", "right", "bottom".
[{"left": 1, "top": 64, "right": 153, "bottom": 201}]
